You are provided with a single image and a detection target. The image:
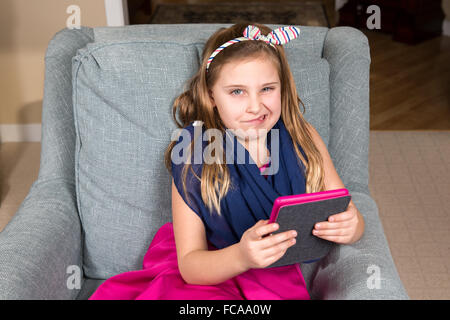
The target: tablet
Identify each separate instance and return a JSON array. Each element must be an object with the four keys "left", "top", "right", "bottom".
[{"left": 265, "top": 188, "right": 351, "bottom": 268}]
